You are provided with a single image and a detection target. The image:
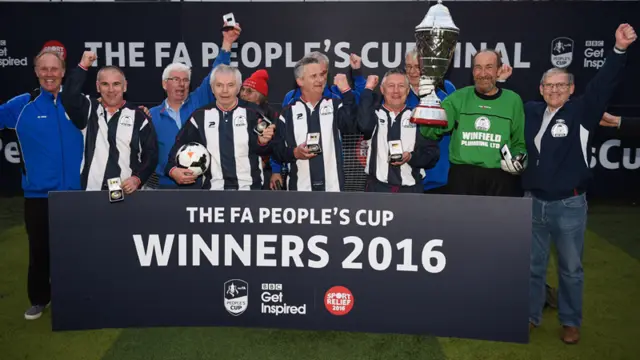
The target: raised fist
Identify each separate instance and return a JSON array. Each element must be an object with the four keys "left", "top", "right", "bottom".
[
  {"left": 333, "top": 73, "right": 350, "bottom": 92},
  {"left": 365, "top": 75, "right": 379, "bottom": 90},
  {"left": 615, "top": 23, "right": 637, "bottom": 50},
  {"left": 80, "top": 51, "right": 97, "bottom": 69},
  {"left": 222, "top": 22, "right": 242, "bottom": 48},
  {"left": 349, "top": 53, "right": 362, "bottom": 70}
]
